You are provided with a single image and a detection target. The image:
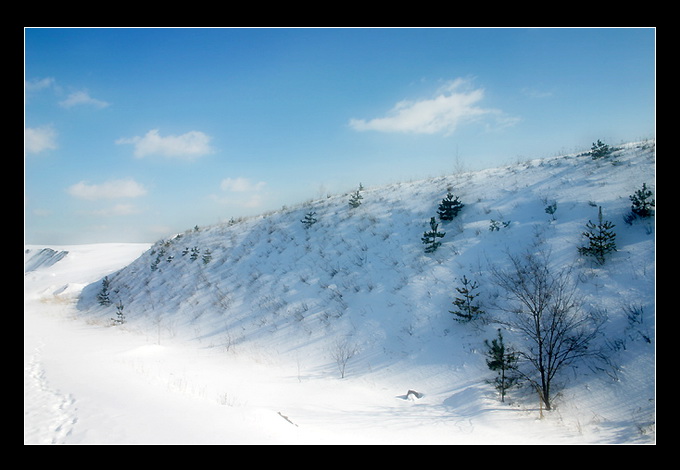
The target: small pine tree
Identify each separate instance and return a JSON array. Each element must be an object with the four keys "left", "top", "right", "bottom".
[
  {"left": 630, "top": 183, "right": 655, "bottom": 218},
  {"left": 578, "top": 206, "right": 617, "bottom": 265},
  {"left": 112, "top": 301, "right": 126, "bottom": 325},
  {"left": 348, "top": 190, "right": 363, "bottom": 208},
  {"left": 590, "top": 139, "right": 612, "bottom": 159},
  {"left": 202, "top": 248, "right": 212, "bottom": 264},
  {"left": 485, "top": 329, "right": 519, "bottom": 403},
  {"left": 421, "top": 217, "right": 445, "bottom": 253},
  {"left": 190, "top": 246, "right": 200, "bottom": 261},
  {"left": 545, "top": 201, "right": 557, "bottom": 220},
  {"left": 437, "top": 192, "right": 464, "bottom": 221},
  {"left": 97, "top": 276, "right": 111, "bottom": 306},
  {"left": 151, "top": 248, "right": 166, "bottom": 271},
  {"left": 489, "top": 219, "right": 511, "bottom": 231},
  {"left": 301, "top": 211, "right": 318, "bottom": 228},
  {"left": 450, "top": 275, "right": 483, "bottom": 322}
]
